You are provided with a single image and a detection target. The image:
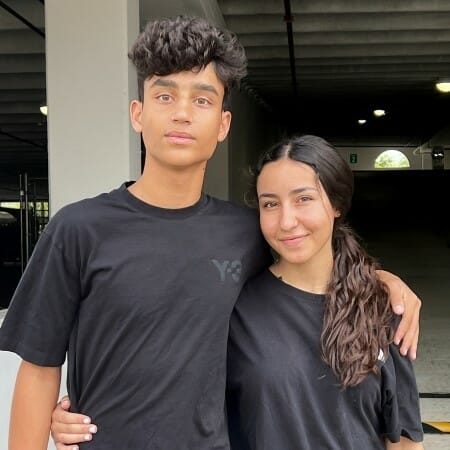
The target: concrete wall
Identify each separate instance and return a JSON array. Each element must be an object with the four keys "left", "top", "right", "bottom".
[{"left": 228, "top": 89, "right": 281, "bottom": 205}]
